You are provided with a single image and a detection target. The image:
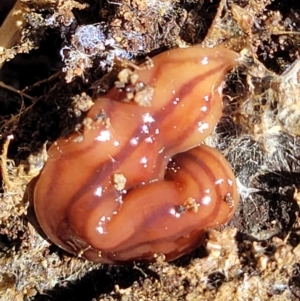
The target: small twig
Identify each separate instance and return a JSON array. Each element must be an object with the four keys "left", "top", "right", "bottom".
[
  {"left": 0, "top": 78, "right": 62, "bottom": 133},
  {"left": 20, "top": 71, "right": 62, "bottom": 93},
  {"left": 107, "top": 0, "right": 121, "bottom": 5},
  {"left": 0, "top": 134, "right": 14, "bottom": 190},
  {"left": 271, "top": 30, "right": 300, "bottom": 35},
  {"left": 0, "top": 81, "right": 36, "bottom": 101},
  {"left": 133, "top": 263, "right": 148, "bottom": 278},
  {"left": 0, "top": 71, "right": 61, "bottom": 103}
]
